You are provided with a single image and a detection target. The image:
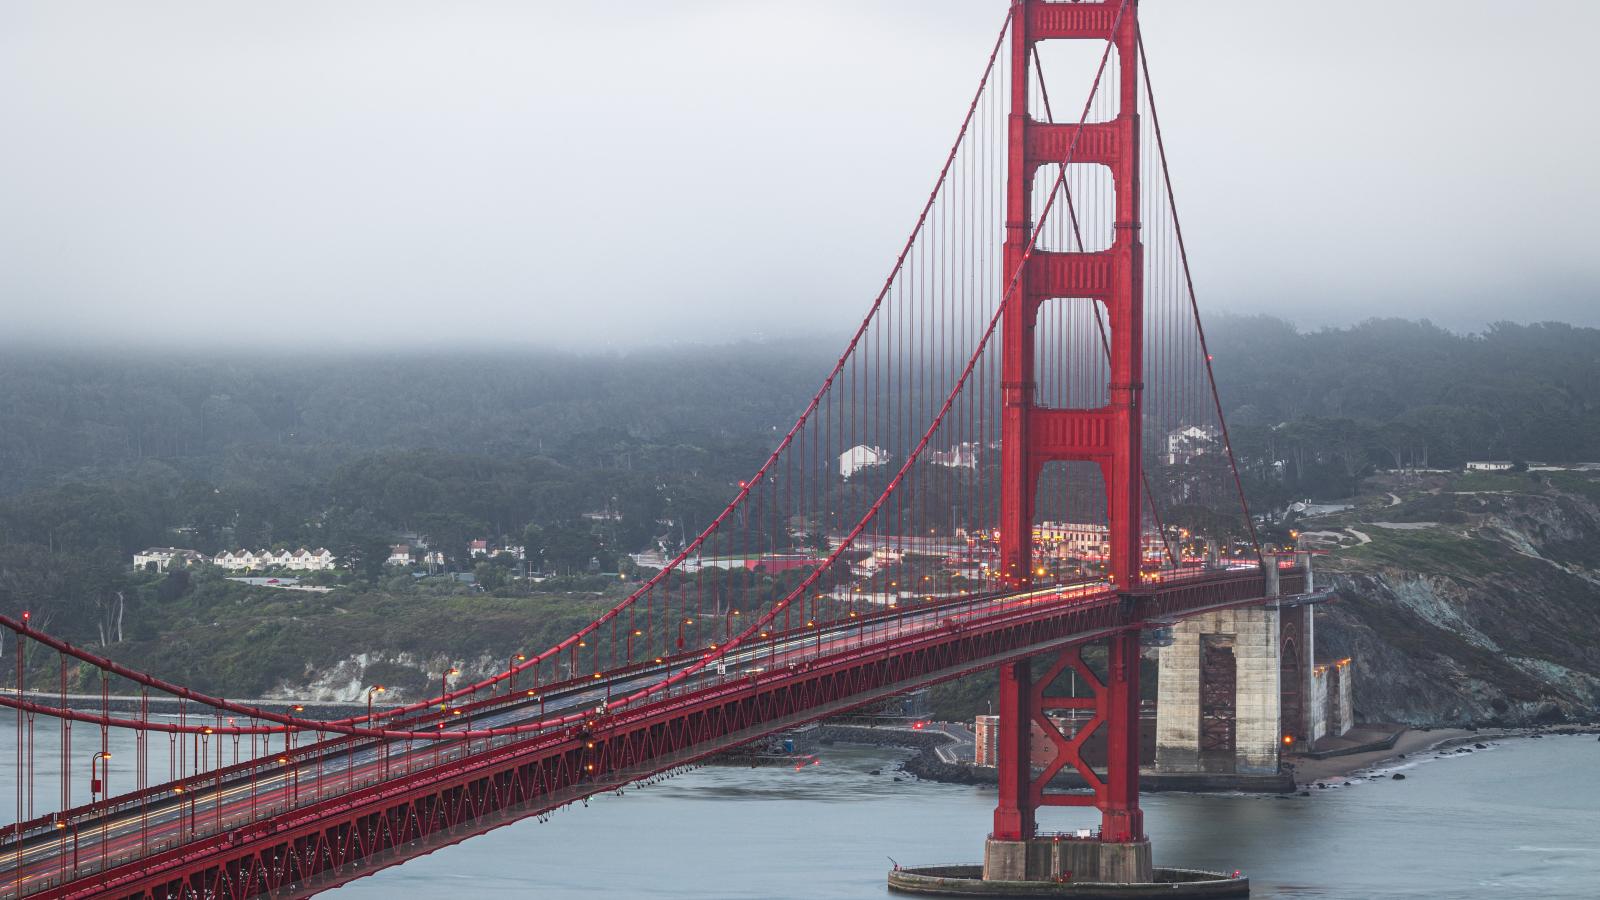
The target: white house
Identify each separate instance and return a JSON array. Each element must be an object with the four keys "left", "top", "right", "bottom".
[
  {"left": 927, "top": 442, "right": 980, "bottom": 471},
  {"left": 469, "top": 539, "right": 491, "bottom": 558},
  {"left": 1165, "top": 425, "right": 1218, "bottom": 466},
  {"left": 1465, "top": 460, "right": 1514, "bottom": 472},
  {"left": 212, "top": 547, "right": 337, "bottom": 571},
  {"left": 213, "top": 550, "right": 260, "bottom": 571},
  {"left": 132, "top": 547, "right": 204, "bottom": 572},
  {"left": 839, "top": 444, "right": 890, "bottom": 479},
  {"left": 386, "top": 544, "right": 413, "bottom": 566},
  {"left": 288, "top": 547, "right": 337, "bottom": 571}
]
